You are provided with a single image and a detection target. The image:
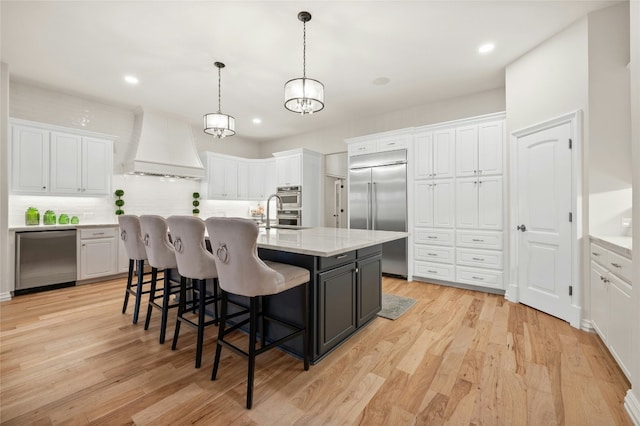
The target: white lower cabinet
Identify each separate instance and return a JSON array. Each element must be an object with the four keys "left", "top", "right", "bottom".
[
  {"left": 78, "top": 227, "right": 118, "bottom": 280},
  {"left": 414, "top": 261, "right": 455, "bottom": 281},
  {"left": 456, "top": 266, "right": 503, "bottom": 289},
  {"left": 589, "top": 241, "right": 632, "bottom": 380}
]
